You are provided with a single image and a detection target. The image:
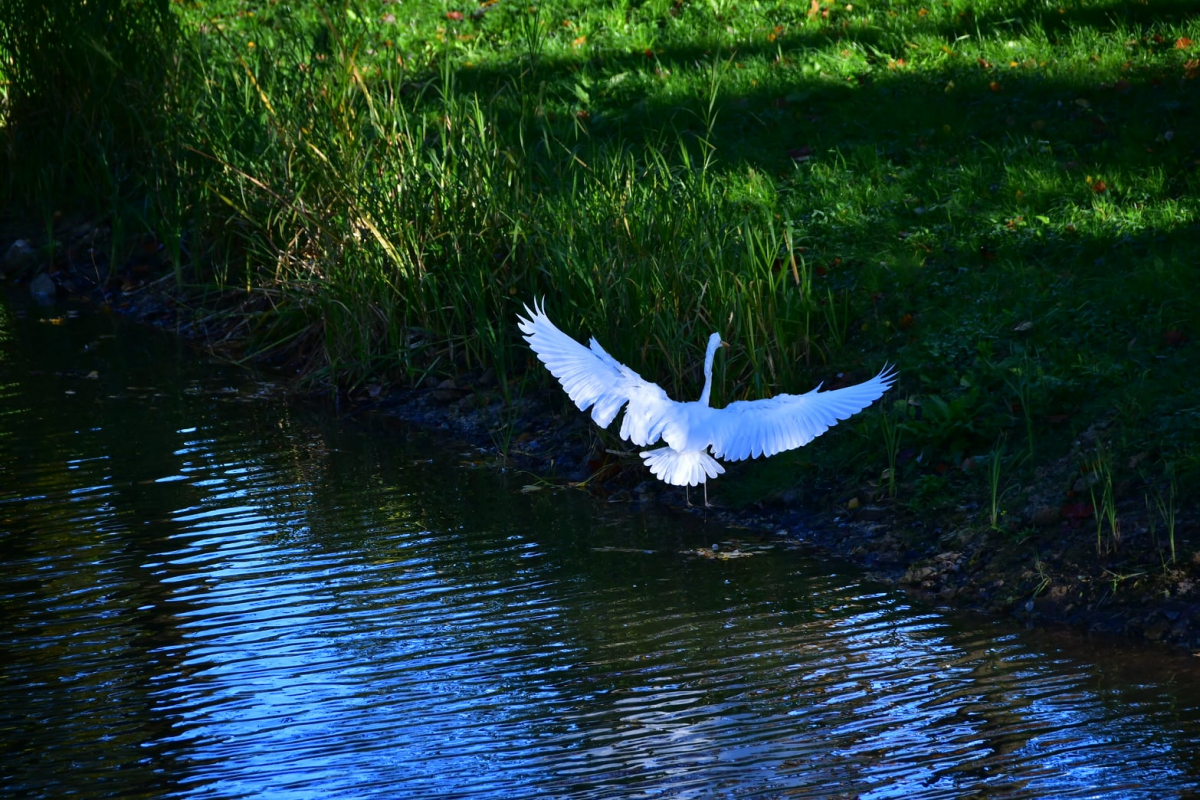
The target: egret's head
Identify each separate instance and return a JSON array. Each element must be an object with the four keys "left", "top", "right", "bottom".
[{"left": 703, "top": 332, "right": 728, "bottom": 375}]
